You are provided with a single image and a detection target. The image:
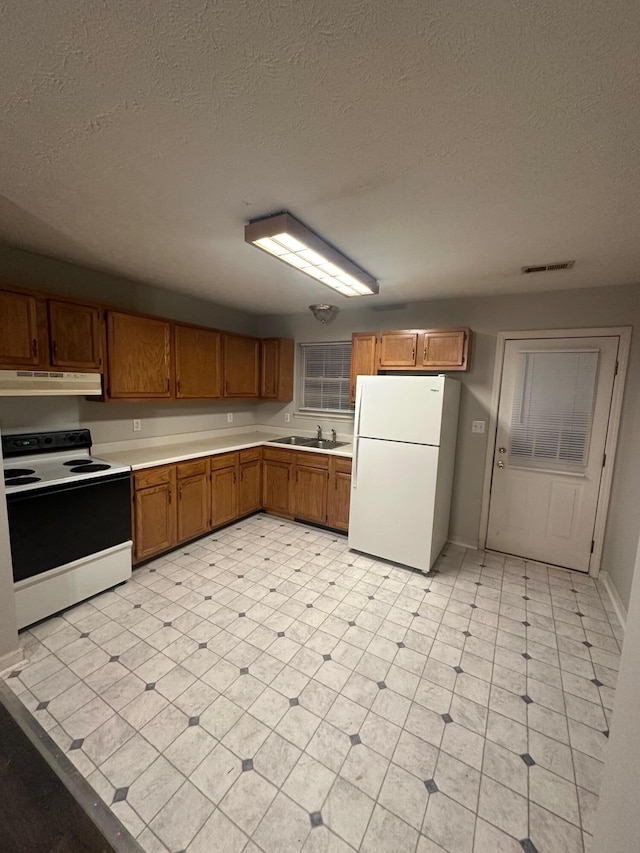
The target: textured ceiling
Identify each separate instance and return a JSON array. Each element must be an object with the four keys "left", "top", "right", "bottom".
[{"left": 0, "top": 0, "right": 639, "bottom": 314}]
